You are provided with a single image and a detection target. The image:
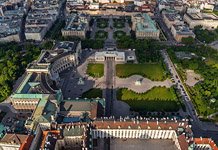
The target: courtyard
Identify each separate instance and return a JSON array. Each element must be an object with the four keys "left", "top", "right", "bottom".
[
  {"left": 91, "top": 16, "right": 131, "bottom": 43},
  {"left": 94, "top": 139, "right": 177, "bottom": 150}
]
